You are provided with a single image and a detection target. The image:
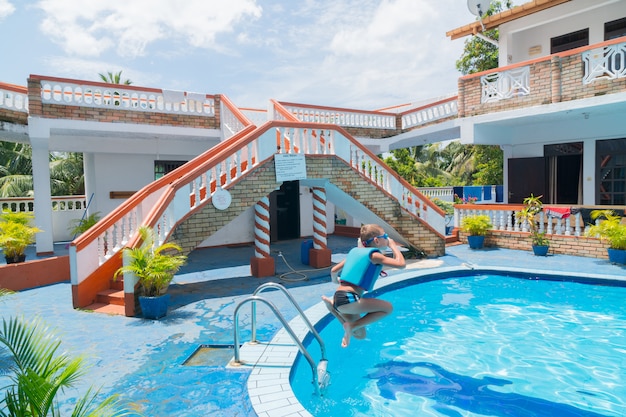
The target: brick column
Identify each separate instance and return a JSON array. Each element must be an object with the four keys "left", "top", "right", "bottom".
[{"left": 551, "top": 55, "right": 562, "bottom": 104}]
